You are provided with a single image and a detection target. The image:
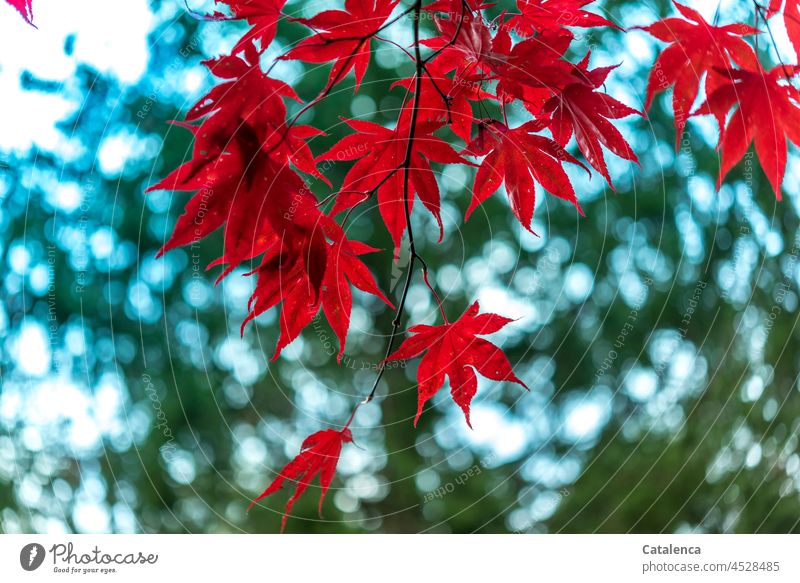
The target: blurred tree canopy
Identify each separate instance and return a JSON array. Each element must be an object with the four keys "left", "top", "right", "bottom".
[{"left": 1, "top": 0, "right": 799, "bottom": 533}]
